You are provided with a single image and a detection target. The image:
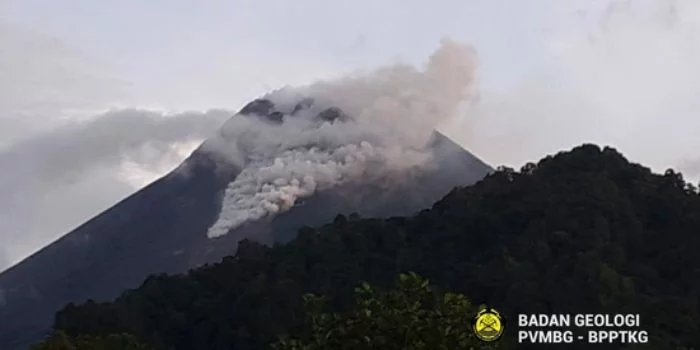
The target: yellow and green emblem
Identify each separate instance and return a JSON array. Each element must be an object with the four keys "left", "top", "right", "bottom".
[{"left": 472, "top": 308, "right": 504, "bottom": 342}]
